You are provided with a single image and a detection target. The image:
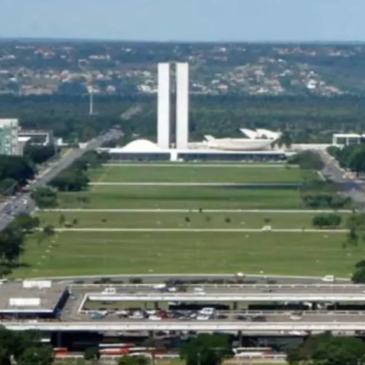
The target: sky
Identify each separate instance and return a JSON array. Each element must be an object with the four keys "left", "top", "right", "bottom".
[{"left": 0, "top": 0, "right": 364, "bottom": 42}]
